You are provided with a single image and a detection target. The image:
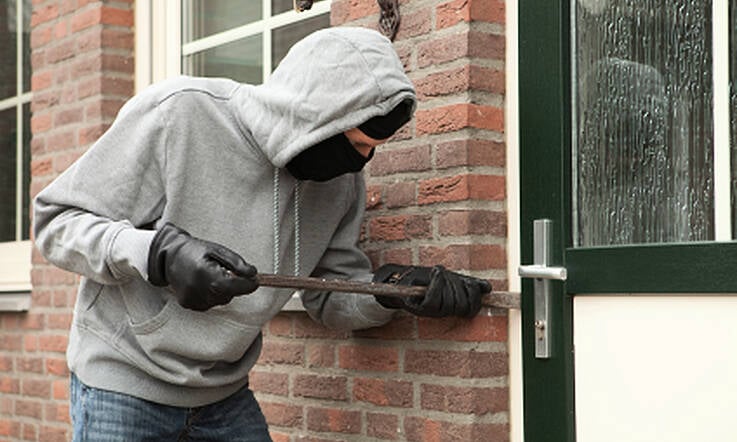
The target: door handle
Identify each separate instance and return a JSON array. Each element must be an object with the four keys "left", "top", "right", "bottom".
[{"left": 518, "top": 219, "right": 565, "bottom": 359}]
